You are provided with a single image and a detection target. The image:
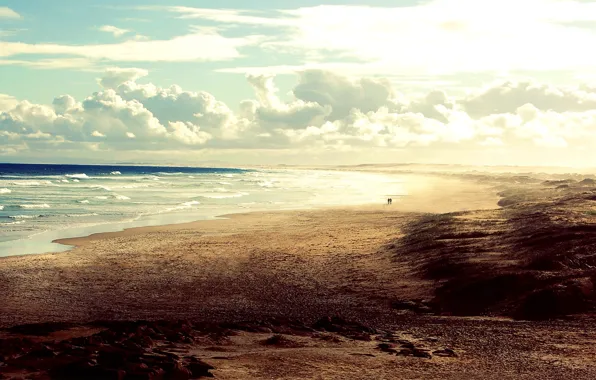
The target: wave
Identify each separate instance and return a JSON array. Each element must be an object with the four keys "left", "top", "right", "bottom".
[
  {"left": 258, "top": 181, "right": 275, "bottom": 188},
  {"left": 158, "top": 172, "right": 184, "bottom": 176},
  {"left": 72, "top": 179, "right": 80, "bottom": 183},
  {"left": 218, "top": 182, "right": 232, "bottom": 186},
  {"left": 66, "top": 213, "right": 99, "bottom": 218},
  {"left": 93, "top": 185, "right": 112, "bottom": 191},
  {"left": 0, "top": 188, "right": 11, "bottom": 194},
  {"left": 78, "top": 200, "right": 90, "bottom": 204},
  {"left": 115, "top": 195, "right": 131, "bottom": 200},
  {"left": 95, "top": 196, "right": 109, "bottom": 200},
  {"left": 9, "top": 215, "right": 41, "bottom": 219},
  {"left": 19, "top": 204, "right": 50, "bottom": 209},
  {"left": 114, "top": 184, "right": 151, "bottom": 189},
  {"left": 60, "top": 179, "right": 69, "bottom": 183},
  {"left": 165, "top": 200, "right": 201, "bottom": 212},
  {"left": 0, "top": 220, "right": 25, "bottom": 226},
  {"left": 197, "top": 192, "right": 248, "bottom": 199},
  {"left": 9, "top": 180, "right": 54, "bottom": 187},
  {"left": 111, "top": 171, "right": 122, "bottom": 175},
  {"left": 65, "top": 173, "right": 89, "bottom": 179},
  {"left": 0, "top": 205, "right": 3, "bottom": 210}
]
